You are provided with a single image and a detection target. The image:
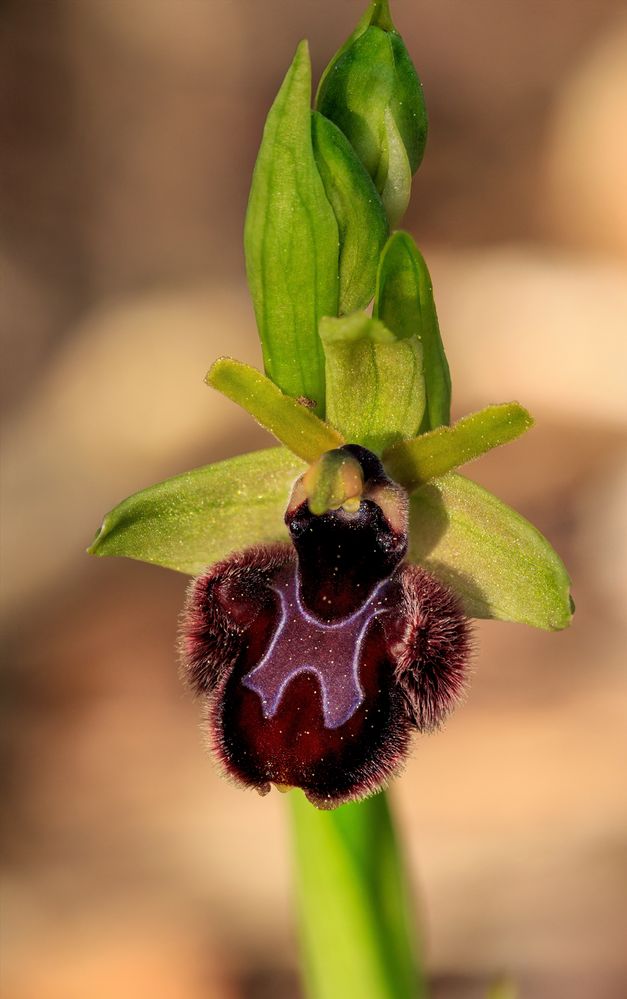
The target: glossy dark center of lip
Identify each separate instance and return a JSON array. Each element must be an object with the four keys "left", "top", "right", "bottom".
[
  {"left": 242, "top": 566, "right": 392, "bottom": 728},
  {"left": 287, "top": 500, "right": 407, "bottom": 619}
]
